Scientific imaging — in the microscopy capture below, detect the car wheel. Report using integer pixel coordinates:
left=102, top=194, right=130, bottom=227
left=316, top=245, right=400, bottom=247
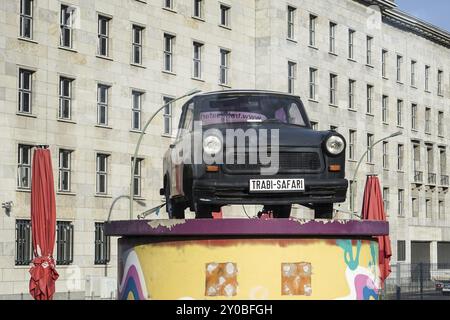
left=263, top=205, right=292, bottom=218
left=195, top=204, right=213, bottom=219
left=314, top=204, right=333, bottom=219
left=165, top=178, right=185, bottom=219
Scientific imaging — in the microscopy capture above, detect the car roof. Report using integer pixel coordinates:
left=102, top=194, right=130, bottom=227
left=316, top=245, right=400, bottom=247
left=194, top=89, right=300, bottom=99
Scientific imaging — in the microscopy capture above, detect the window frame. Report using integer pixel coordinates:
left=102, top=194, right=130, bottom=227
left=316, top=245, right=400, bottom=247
left=94, top=222, right=110, bottom=265
left=97, top=84, right=109, bottom=126
left=60, top=4, right=74, bottom=48
left=192, top=41, right=203, bottom=79
left=96, top=153, right=109, bottom=195
left=382, top=95, right=388, bottom=123
left=132, top=157, right=143, bottom=197
left=287, top=6, right=296, bottom=40
left=349, top=129, right=356, bottom=160
left=348, top=29, right=355, bottom=60
left=329, top=73, right=337, bottom=105
left=309, top=15, right=317, bottom=47
left=20, top=0, right=33, bottom=39
left=396, top=55, right=403, bottom=83
left=58, top=76, right=73, bottom=120
left=18, top=68, right=33, bottom=114
left=329, top=22, right=337, bottom=54
left=15, top=219, right=33, bottom=266
left=97, top=15, right=111, bottom=57
left=163, top=33, right=175, bottom=72
left=366, top=84, right=373, bottom=114
left=131, top=25, right=144, bottom=65
left=58, top=149, right=72, bottom=192
left=162, top=96, right=174, bottom=136
left=219, top=48, right=230, bottom=85
left=17, top=144, right=32, bottom=189
left=366, top=36, right=373, bottom=66
left=131, top=90, right=143, bottom=131
left=56, top=220, right=74, bottom=265
left=219, top=4, right=231, bottom=28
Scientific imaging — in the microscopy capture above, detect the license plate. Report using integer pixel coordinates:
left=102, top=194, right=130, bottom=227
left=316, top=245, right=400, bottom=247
left=249, top=178, right=305, bottom=192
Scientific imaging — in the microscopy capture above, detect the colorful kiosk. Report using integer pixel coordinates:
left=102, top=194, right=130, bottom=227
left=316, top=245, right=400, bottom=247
left=105, top=218, right=388, bottom=300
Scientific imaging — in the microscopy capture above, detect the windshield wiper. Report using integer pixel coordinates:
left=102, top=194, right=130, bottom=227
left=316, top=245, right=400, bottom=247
left=258, top=118, right=304, bottom=127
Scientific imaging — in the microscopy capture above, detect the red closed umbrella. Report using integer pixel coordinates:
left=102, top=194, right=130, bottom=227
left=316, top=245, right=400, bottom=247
left=361, top=175, right=392, bottom=288
left=29, top=148, right=59, bottom=300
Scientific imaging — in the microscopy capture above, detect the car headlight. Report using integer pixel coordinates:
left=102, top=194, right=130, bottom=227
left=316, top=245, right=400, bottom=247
left=203, top=135, right=222, bottom=155
left=325, top=135, right=345, bottom=155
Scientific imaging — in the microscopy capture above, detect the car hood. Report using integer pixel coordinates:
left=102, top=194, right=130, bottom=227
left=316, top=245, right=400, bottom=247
left=200, top=122, right=330, bottom=148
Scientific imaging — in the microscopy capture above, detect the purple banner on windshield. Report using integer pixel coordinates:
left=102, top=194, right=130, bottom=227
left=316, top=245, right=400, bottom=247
left=200, top=111, right=267, bottom=125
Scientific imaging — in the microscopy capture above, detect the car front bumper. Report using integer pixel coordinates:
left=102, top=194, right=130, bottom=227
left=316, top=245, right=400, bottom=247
left=192, top=175, right=348, bottom=206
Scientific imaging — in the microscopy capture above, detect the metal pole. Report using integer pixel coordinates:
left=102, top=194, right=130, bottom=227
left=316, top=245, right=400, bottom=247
left=350, top=131, right=402, bottom=219
left=129, top=89, right=201, bottom=220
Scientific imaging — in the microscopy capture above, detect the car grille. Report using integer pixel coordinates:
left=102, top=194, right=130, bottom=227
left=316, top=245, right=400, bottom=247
left=223, top=152, right=322, bottom=174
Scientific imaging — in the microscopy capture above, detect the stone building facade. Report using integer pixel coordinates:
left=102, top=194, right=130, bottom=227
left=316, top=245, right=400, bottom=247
left=0, top=0, right=449, bottom=298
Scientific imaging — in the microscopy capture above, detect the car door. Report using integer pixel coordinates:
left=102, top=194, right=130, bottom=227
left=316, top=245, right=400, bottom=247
left=170, top=100, right=194, bottom=197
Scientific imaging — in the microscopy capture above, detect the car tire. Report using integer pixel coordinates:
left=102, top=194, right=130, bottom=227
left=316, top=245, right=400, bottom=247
left=165, top=178, right=185, bottom=219
left=195, top=204, right=213, bottom=219
left=263, top=205, right=292, bottom=218
left=314, top=204, right=333, bottom=219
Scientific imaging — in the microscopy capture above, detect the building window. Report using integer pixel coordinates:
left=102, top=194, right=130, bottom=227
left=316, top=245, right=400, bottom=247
left=309, top=15, right=317, bottom=47
left=366, top=36, right=372, bottom=65
left=412, top=197, right=419, bottom=217
left=439, top=201, right=445, bottom=220
left=366, top=85, right=373, bottom=114
left=411, top=103, right=417, bottom=130
left=287, top=6, right=296, bottom=40
left=398, top=189, right=404, bottom=217
left=348, top=29, right=355, bottom=60
left=219, top=49, right=230, bottom=85
left=348, top=79, right=355, bottom=109
left=438, top=111, right=444, bottom=136
left=15, top=219, right=32, bottom=266
left=163, top=96, right=174, bottom=135
left=396, top=55, right=403, bottom=82
left=397, top=240, right=406, bottom=261
left=381, top=50, right=387, bottom=78
left=60, top=5, right=74, bottom=48
left=59, top=77, right=73, bottom=120
left=20, top=0, right=33, bottom=39
left=193, top=0, right=203, bottom=18
left=193, top=42, right=203, bottom=79
left=18, top=68, right=33, bottom=114
left=309, top=68, right=317, bottom=100
left=438, top=70, right=443, bottom=96
left=163, top=33, right=175, bottom=72
left=310, top=121, right=318, bottom=131
left=382, top=95, right=388, bottom=123
left=17, top=144, right=32, bottom=189
left=287, top=62, right=297, bottom=94
left=413, top=143, right=421, bottom=173
left=425, top=107, right=431, bottom=134
left=164, top=0, right=174, bottom=10
left=349, top=180, right=356, bottom=212
left=383, top=187, right=389, bottom=211
left=329, top=22, right=336, bottom=54
left=56, top=221, right=74, bottom=265
left=96, top=153, right=109, bottom=194
left=426, top=198, right=432, bottom=218
left=98, top=15, right=110, bottom=57
left=383, top=141, right=389, bottom=169
left=397, top=144, right=404, bottom=171
left=367, top=133, right=374, bottom=163
left=220, top=4, right=230, bottom=27
left=97, top=84, right=109, bottom=126
left=329, top=74, right=337, bottom=105
left=132, top=25, right=143, bottom=65
left=58, top=149, right=72, bottom=192
left=425, top=65, right=430, bottom=92
left=131, top=90, right=143, bottom=131
left=427, top=145, right=434, bottom=176
left=411, top=60, right=416, bottom=87
left=132, top=158, right=143, bottom=197
left=349, top=129, right=356, bottom=160
left=437, top=242, right=450, bottom=269
left=397, top=99, right=403, bottom=127
left=440, top=147, right=447, bottom=171
left=95, top=223, right=110, bottom=265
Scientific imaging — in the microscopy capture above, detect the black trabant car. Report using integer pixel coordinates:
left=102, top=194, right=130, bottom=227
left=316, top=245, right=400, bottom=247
left=161, top=90, right=348, bottom=219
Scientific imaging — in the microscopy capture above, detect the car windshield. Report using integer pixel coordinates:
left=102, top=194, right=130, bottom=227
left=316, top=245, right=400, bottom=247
left=196, top=95, right=307, bottom=126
